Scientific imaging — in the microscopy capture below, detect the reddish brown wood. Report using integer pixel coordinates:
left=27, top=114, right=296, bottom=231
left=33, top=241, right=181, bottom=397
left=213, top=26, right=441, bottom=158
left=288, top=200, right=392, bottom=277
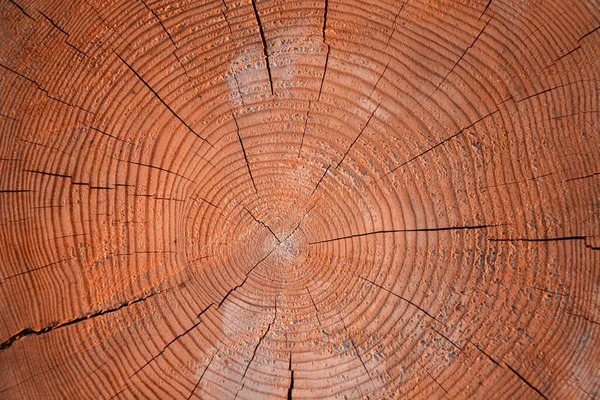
left=0, top=0, right=599, bottom=398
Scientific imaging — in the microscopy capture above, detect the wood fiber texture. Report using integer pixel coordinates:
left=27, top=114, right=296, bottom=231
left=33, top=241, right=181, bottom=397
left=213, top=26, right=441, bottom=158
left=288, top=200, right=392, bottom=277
left=0, top=0, right=599, bottom=398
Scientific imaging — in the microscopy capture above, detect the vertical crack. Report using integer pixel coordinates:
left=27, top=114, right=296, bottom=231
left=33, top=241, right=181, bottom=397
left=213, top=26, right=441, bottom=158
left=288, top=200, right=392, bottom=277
left=241, top=299, right=277, bottom=379
left=287, top=352, right=294, bottom=400
left=187, top=349, right=218, bottom=400
left=250, top=0, right=274, bottom=96
left=232, top=113, right=258, bottom=195
left=336, top=103, right=380, bottom=169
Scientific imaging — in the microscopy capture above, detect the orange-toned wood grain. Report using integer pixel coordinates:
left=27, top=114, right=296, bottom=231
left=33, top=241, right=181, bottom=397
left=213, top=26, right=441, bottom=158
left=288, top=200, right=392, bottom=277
left=0, top=0, right=599, bottom=398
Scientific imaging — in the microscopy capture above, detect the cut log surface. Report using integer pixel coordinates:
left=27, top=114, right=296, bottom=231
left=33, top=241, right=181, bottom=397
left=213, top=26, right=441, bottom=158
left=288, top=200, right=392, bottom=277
left=0, top=0, right=599, bottom=398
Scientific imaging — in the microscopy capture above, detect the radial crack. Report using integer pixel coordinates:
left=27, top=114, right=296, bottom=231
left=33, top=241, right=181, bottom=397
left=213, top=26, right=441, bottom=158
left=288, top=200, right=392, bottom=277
left=242, top=300, right=277, bottom=379
left=306, top=286, right=321, bottom=325
left=1, top=289, right=166, bottom=351
left=337, top=310, right=376, bottom=389
left=187, top=349, right=218, bottom=400
left=311, top=224, right=498, bottom=244
left=355, top=274, right=441, bottom=322
left=505, top=364, right=549, bottom=399
left=129, top=304, right=214, bottom=379
left=218, top=248, right=276, bottom=307
left=240, top=202, right=280, bottom=242
left=426, top=17, right=492, bottom=102
left=232, top=113, right=258, bottom=195
left=336, top=103, right=380, bottom=169
left=310, top=164, right=330, bottom=197
left=113, top=51, right=212, bottom=147
left=8, top=0, right=35, bottom=21
left=250, top=0, right=273, bottom=95
left=287, top=352, right=294, bottom=399
left=383, top=109, right=499, bottom=178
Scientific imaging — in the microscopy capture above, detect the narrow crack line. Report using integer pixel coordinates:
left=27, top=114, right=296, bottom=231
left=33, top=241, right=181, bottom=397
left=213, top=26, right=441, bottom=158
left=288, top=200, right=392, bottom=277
left=564, top=172, right=599, bottom=182
left=553, top=45, right=581, bottom=64
left=322, top=0, right=328, bottom=43
left=505, top=363, right=549, bottom=399
left=234, top=383, right=245, bottom=400
left=187, top=349, right=218, bottom=400
left=306, top=286, right=321, bottom=325
left=480, top=171, right=554, bottom=189
left=65, top=42, right=88, bottom=58
left=0, top=62, right=41, bottom=87
left=467, top=339, right=501, bottom=367
left=383, top=109, right=499, bottom=178
left=569, top=313, right=600, bottom=325
left=8, top=0, right=36, bottom=21
left=386, top=2, right=405, bottom=47
left=240, top=202, right=280, bottom=242
left=250, top=0, right=273, bottom=96
left=3, top=257, right=69, bottom=281
left=297, top=100, right=311, bottom=159
left=488, top=236, right=597, bottom=250
left=218, top=248, right=276, bottom=308
left=479, top=0, right=492, bottom=19
left=117, top=159, right=193, bottom=182
left=140, top=0, right=176, bottom=49
left=287, top=352, right=294, bottom=400
left=1, top=289, right=167, bottom=351
left=430, top=326, right=465, bottom=354
left=283, top=201, right=318, bottom=242
left=369, top=60, right=390, bottom=99
left=39, top=10, right=69, bottom=36
left=128, top=304, right=213, bottom=379
left=140, top=0, right=201, bottom=101
left=419, top=362, right=449, bottom=397
left=310, top=164, right=330, bottom=197
left=0, top=112, right=19, bottom=121
left=311, top=224, right=498, bottom=244
left=232, top=113, right=258, bottom=195
left=191, top=196, right=220, bottom=209
left=242, top=300, right=277, bottom=379
left=221, top=5, right=246, bottom=105
left=337, top=310, right=375, bottom=389
left=336, top=103, right=380, bottom=169
left=23, top=169, right=71, bottom=179
left=86, top=125, right=133, bottom=144
left=426, top=17, right=492, bottom=103
left=531, top=286, right=567, bottom=297
left=0, top=65, right=93, bottom=114
left=517, top=79, right=595, bottom=103
left=0, top=189, right=32, bottom=193
left=354, top=274, right=441, bottom=323
left=578, top=25, right=600, bottom=42
left=113, top=51, right=213, bottom=147
left=318, top=47, right=330, bottom=102
left=46, top=94, right=95, bottom=114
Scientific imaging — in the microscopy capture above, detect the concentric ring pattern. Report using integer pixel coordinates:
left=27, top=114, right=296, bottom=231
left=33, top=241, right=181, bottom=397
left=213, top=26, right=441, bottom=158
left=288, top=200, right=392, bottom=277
left=0, top=0, right=599, bottom=398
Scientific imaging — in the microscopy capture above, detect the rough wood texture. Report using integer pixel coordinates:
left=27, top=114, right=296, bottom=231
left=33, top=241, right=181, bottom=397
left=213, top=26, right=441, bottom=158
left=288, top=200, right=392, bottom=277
left=1, top=0, right=599, bottom=398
